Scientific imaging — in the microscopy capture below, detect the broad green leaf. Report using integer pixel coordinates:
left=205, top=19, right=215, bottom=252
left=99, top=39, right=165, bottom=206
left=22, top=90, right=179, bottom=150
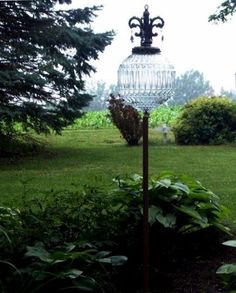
left=156, top=212, right=176, bottom=228
left=71, top=276, right=97, bottom=291
left=174, top=205, right=202, bottom=220
left=189, top=192, right=212, bottom=201
left=96, top=257, right=112, bottom=264
left=217, top=264, right=236, bottom=275
left=65, top=243, right=76, bottom=252
left=222, top=240, right=236, bottom=247
left=149, top=205, right=176, bottom=228
left=95, top=251, right=111, bottom=259
left=214, top=223, right=231, bottom=235
left=110, top=255, right=128, bottom=266
left=156, top=179, right=172, bottom=188
left=25, top=243, right=50, bottom=262
left=172, top=182, right=189, bottom=194
left=131, top=174, right=143, bottom=182
left=60, top=269, right=83, bottom=279
left=149, top=206, right=162, bottom=225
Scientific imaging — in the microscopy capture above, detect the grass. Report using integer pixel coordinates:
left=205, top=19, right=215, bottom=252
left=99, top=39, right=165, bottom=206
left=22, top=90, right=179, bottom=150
left=1, top=128, right=236, bottom=226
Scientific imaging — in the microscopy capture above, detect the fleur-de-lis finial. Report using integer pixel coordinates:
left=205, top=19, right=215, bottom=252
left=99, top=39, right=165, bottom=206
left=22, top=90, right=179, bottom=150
left=129, top=5, right=164, bottom=49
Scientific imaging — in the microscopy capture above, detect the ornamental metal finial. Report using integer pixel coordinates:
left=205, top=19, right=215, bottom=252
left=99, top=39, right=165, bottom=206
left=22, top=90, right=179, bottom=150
left=129, top=5, right=164, bottom=48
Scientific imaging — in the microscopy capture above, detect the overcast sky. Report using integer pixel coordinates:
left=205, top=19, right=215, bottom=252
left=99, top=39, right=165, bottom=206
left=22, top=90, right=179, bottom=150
left=62, top=0, right=236, bottom=92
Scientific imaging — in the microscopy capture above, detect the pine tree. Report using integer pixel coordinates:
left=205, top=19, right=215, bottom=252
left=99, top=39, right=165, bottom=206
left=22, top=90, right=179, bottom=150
left=0, top=0, right=114, bottom=135
left=209, top=0, right=236, bottom=22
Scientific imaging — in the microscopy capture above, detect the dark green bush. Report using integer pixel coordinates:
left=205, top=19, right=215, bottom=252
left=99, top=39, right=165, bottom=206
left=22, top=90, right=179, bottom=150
left=108, top=94, right=143, bottom=146
left=173, top=96, right=236, bottom=145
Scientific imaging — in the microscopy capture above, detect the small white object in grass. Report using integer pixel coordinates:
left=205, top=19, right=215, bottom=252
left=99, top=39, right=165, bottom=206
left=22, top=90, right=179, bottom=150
left=156, top=124, right=171, bottom=143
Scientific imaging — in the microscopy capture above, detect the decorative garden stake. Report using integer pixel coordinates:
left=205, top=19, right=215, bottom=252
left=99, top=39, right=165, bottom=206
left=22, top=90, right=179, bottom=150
left=117, top=5, right=175, bottom=292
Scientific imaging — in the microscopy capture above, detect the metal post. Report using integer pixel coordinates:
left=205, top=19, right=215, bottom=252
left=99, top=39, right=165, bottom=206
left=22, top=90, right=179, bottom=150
left=143, top=110, right=150, bottom=293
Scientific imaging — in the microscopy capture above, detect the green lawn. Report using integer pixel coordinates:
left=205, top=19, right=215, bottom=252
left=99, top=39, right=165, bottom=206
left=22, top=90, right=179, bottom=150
left=1, top=128, right=236, bottom=226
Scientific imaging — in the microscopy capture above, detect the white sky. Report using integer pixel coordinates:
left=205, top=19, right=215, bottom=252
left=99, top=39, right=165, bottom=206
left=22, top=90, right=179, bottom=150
left=63, top=0, right=236, bottom=92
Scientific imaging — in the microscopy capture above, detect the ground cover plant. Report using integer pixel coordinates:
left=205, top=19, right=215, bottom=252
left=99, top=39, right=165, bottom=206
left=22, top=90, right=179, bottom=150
left=0, top=172, right=231, bottom=292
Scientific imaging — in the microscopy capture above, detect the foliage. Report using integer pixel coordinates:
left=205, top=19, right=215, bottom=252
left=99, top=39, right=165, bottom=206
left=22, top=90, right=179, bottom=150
left=217, top=240, right=236, bottom=291
left=19, top=188, right=124, bottom=244
left=0, top=0, right=114, bottom=136
left=113, top=172, right=230, bottom=235
left=0, top=190, right=127, bottom=292
left=149, top=105, right=182, bottom=127
left=67, top=111, right=113, bottom=129
left=67, top=106, right=182, bottom=130
left=173, top=70, right=213, bottom=104
left=173, top=96, right=236, bottom=145
left=209, top=0, right=236, bottom=22
left=107, top=95, right=143, bottom=146
left=0, top=171, right=230, bottom=291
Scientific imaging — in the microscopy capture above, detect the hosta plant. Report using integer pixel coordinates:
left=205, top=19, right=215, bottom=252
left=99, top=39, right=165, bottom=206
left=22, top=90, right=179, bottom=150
left=19, top=242, right=127, bottom=292
left=112, top=172, right=230, bottom=234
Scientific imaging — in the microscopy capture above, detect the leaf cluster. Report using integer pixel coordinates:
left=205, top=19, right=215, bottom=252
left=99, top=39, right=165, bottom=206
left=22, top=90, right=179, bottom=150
left=112, top=172, right=230, bottom=234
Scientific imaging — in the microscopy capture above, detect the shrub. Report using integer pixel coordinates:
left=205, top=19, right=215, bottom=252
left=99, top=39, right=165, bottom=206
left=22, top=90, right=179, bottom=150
left=173, top=96, right=236, bottom=145
left=108, top=95, right=143, bottom=146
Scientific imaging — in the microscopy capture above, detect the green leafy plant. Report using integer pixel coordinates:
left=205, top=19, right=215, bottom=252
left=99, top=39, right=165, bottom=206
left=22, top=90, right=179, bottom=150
left=107, top=95, right=143, bottom=146
left=173, top=96, right=236, bottom=145
left=18, top=242, right=127, bottom=292
left=68, top=111, right=113, bottom=129
left=67, top=106, right=182, bottom=130
left=112, top=172, right=230, bottom=234
left=149, top=105, right=182, bottom=127
left=0, top=173, right=230, bottom=292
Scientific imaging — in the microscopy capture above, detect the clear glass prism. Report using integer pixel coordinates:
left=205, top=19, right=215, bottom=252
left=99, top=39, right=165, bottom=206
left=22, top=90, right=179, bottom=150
left=117, top=52, right=175, bottom=112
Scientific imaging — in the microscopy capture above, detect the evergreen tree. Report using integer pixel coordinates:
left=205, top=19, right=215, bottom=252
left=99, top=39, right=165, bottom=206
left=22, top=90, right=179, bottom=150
left=209, top=0, right=236, bottom=22
left=0, top=0, right=114, bottom=135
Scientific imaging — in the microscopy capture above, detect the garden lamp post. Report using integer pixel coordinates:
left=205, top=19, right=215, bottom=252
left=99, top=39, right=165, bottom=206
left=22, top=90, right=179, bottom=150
left=117, top=5, right=175, bottom=292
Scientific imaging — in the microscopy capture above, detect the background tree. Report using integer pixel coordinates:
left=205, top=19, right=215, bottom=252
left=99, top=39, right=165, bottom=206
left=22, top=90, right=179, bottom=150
left=85, top=80, right=116, bottom=111
left=0, top=0, right=114, bottom=136
left=173, top=70, right=214, bottom=104
left=220, top=87, right=236, bottom=100
left=209, top=0, right=236, bottom=22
